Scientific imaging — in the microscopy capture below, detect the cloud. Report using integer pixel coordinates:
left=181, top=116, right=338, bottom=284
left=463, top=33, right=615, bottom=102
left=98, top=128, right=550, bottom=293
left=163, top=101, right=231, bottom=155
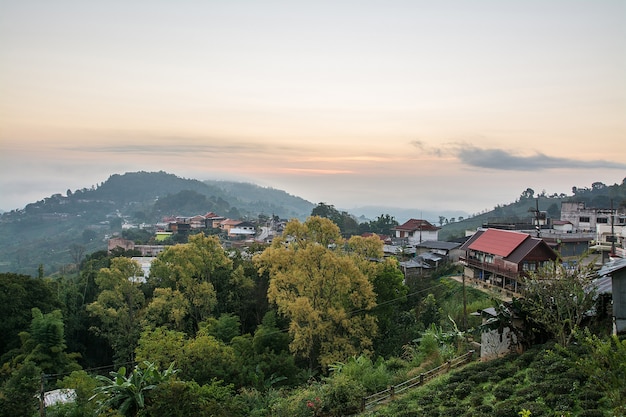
left=65, top=141, right=299, bottom=157
left=410, top=141, right=626, bottom=171
left=458, top=146, right=626, bottom=171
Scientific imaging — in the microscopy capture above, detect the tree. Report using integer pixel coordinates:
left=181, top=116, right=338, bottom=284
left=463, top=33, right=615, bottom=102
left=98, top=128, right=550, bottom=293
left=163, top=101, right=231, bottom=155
left=0, top=361, right=40, bottom=417
left=311, top=203, right=360, bottom=236
left=0, top=273, right=60, bottom=357
left=520, top=257, right=598, bottom=346
left=87, top=257, right=146, bottom=364
left=255, top=216, right=378, bottom=370
left=148, top=234, right=230, bottom=333
left=368, top=214, right=399, bottom=236
left=8, top=308, right=81, bottom=376
left=520, top=188, right=535, bottom=200
left=69, top=243, right=86, bottom=270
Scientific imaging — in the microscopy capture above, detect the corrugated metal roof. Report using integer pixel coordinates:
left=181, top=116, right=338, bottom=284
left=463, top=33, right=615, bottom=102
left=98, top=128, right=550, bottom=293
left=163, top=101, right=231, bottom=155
left=417, top=240, right=461, bottom=250
left=599, top=258, right=626, bottom=276
left=468, top=229, right=529, bottom=257
left=505, top=238, right=544, bottom=264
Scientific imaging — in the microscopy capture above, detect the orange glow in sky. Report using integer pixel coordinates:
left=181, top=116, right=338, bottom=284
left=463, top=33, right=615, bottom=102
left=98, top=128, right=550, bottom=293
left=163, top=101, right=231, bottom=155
left=1, top=1, right=625, bottom=215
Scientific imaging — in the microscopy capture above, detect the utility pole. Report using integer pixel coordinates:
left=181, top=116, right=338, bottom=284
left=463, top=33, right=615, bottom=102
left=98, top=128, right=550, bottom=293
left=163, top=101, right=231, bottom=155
left=462, top=273, right=468, bottom=331
left=39, top=373, right=46, bottom=417
left=610, top=199, right=616, bottom=258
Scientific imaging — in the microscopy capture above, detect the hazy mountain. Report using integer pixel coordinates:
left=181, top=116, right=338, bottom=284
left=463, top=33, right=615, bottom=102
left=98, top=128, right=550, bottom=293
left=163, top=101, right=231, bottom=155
left=0, top=171, right=315, bottom=276
left=345, top=205, right=470, bottom=225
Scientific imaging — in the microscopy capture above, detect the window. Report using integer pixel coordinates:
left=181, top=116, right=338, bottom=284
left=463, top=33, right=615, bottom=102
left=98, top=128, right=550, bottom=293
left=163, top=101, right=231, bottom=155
left=579, top=216, right=590, bottom=223
left=485, top=255, right=494, bottom=264
left=522, top=262, right=536, bottom=271
left=596, top=217, right=608, bottom=224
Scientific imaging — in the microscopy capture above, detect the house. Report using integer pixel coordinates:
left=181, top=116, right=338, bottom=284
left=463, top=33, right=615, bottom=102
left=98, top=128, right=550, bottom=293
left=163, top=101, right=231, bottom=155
left=393, top=219, right=439, bottom=246
left=472, top=306, right=521, bottom=361
left=460, top=228, right=558, bottom=295
left=220, top=219, right=243, bottom=235
left=560, top=201, right=624, bottom=233
left=415, top=240, right=462, bottom=262
left=228, top=221, right=257, bottom=239
left=204, top=212, right=226, bottom=228
left=599, top=258, right=626, bottom=335
left=108, top=237, right=135, bottom=253
left=551, top=220, right=573, bottom=233
left=398, top=257, right=432, bottom=276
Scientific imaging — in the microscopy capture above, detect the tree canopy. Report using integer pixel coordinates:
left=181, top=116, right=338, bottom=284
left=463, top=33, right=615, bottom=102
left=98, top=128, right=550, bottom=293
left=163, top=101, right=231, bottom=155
left=255, top=216, right=378, bottom=370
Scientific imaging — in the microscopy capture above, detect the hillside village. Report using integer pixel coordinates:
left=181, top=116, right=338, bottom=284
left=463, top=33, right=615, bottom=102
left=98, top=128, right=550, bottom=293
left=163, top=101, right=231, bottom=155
left=110, top=199, right=626, bottom=336
left=3, top=175, right=626, bottom=416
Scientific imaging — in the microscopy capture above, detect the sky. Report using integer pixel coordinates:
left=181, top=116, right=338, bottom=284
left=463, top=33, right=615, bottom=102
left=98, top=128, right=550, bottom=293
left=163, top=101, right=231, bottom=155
left=1, top=0, right=625, bottom=216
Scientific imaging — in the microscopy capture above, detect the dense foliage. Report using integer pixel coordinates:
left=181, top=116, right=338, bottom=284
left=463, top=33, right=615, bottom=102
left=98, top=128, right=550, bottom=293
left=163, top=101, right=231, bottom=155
left=1, top=176, right=625, bottom=416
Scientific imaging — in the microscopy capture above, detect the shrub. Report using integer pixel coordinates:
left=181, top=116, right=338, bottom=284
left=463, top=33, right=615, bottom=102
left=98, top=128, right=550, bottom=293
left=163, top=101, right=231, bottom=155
left=493, top=384, right=514, bottom=401
left=269, top=384, right=324, bottom=417
left=470, top=370, right=492, bottom=384
left=454, top=381, right=473, bottom=399
left=493, top=398, right=520, bottom=417
left=517, top=401, right=549, bottom=416
left=321, top=373, right=365, bottom=416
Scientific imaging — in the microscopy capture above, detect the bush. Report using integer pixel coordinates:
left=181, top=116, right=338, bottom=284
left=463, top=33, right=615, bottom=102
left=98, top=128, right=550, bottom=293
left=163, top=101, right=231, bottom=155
left=470, top=370, right=492, bottom=384
left=454, top=381, right=473, bottom=399
left=493, top=384, right=514, bottom=401
left=141, top=379, right=245, bottom=417
left=321, top=374, right=365, bottom=416
left=269, top=384, right=324, bottom=417
left=517, top=401, right=548, bottom=416
left=493, top=399, right=520, bottom=417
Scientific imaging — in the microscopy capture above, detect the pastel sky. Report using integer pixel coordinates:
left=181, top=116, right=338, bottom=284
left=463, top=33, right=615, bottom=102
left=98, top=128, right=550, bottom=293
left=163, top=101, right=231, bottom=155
left=1, top=0, right=625, bottom=215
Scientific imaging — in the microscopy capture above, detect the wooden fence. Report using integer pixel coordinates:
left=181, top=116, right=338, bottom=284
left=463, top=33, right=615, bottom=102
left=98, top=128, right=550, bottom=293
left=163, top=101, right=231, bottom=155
left=361, top=350, right=475, bottom=411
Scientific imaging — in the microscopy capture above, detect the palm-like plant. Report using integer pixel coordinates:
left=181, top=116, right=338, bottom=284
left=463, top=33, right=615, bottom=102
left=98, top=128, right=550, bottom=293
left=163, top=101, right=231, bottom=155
left=91, top=361, right=177, bottom=417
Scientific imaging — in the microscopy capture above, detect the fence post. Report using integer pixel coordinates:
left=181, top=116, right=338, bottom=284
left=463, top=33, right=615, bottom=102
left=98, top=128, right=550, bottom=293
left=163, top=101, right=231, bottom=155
left=361, top=396, right=365, bottom=411
left=390, top=385, right=395, bottom=400
left=420, top=373, right=424, bottom=385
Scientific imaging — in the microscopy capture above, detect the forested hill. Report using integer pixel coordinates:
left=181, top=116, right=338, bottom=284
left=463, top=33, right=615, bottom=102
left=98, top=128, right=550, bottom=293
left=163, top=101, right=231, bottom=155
left=438, top=178, right=626, bottom=241
left=0, top=171, right=315, bottom=275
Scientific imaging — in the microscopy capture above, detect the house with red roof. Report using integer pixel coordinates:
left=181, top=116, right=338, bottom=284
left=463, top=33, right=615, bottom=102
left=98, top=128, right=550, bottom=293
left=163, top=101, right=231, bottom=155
left=460, top=228, right=558, bottom=295
left=393, top=219, right=440, bottom=246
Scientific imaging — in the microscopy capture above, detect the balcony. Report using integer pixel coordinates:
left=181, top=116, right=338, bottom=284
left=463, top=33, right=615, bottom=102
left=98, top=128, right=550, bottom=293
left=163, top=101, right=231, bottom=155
left=461, top=257, right=521, bottom=280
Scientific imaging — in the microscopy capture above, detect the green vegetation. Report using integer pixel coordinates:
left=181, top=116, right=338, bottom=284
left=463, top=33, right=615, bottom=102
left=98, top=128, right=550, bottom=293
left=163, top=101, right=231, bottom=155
left=1, top=176, right=625, bottom=416
left=364, top=336, right=625, bottom=417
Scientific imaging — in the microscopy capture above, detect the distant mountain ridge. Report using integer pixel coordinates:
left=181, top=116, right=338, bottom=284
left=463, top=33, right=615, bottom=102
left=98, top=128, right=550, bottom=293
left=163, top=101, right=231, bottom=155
left=0, top=171, right=315, bottom=275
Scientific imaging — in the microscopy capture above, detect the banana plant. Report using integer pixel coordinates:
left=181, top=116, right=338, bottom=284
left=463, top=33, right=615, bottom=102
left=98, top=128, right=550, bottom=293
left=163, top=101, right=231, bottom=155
left=90, top=361, right=177, bottom=417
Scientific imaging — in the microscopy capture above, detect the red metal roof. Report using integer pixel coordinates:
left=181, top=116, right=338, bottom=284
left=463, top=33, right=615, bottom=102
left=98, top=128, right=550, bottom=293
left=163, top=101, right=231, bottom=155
left=467, top=229, right=530, bottom=257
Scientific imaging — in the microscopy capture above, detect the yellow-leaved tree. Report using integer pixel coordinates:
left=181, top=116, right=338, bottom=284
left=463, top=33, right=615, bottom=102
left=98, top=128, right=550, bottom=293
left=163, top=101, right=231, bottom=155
left=254, top=216, right=377, bottom=370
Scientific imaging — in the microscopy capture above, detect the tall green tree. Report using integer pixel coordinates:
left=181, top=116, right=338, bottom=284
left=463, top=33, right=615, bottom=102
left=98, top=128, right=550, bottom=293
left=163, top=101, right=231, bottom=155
left=87, top=257, right=146, bottom=364
left=0, top=361, right=41, bottom=417
left=347, top=235, right=409, bottom=357
left=0, top=273, right=60, bottom=358
left=255, top=216, right=378, bottom=370
left=149, top=234, right=232, bottom=332
left=9, top=308, right=81, bottom=376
